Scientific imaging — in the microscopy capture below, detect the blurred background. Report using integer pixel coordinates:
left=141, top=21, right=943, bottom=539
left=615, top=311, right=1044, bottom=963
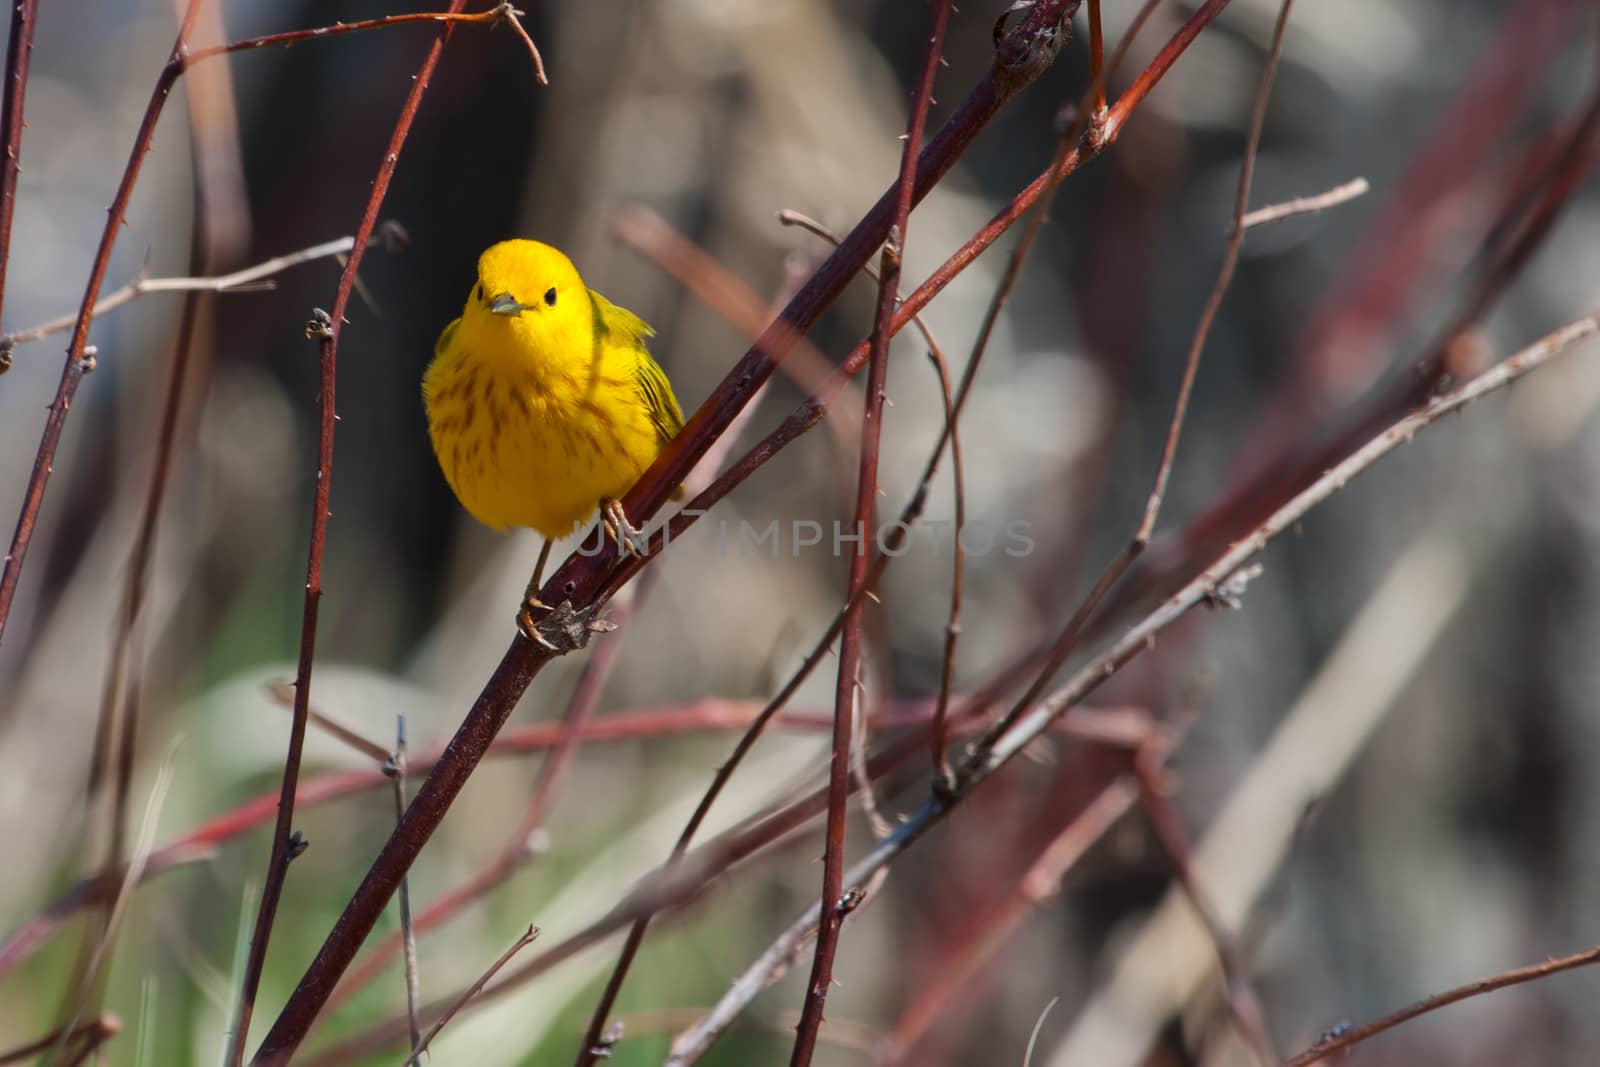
left=2, top=0, right=1600, bottom=1064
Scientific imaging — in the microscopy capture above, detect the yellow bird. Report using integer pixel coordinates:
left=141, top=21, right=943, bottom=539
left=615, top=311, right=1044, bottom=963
left=424, top=239, right=684, bottom=639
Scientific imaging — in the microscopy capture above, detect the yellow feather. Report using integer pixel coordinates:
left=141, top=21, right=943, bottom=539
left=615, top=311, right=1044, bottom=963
left=423, top=239, right=684, bottom=538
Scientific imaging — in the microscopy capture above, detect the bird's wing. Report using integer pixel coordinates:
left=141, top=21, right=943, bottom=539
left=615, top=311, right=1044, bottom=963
left=591, top=288, right=682, bottom=445
left=633, top=348, right=684, bottom=445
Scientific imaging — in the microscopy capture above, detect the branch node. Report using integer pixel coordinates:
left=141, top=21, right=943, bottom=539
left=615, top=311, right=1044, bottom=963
left=1204, top=561, right=1264, bottom=611
left=305, top=307, right=335, bottom=341
left=835, top=887, right=866, bottom=917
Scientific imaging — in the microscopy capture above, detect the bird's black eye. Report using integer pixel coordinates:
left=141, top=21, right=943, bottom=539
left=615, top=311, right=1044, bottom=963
left=544, top=287, right=557, bottom=307
left=476, top=284, right=484, bottom=302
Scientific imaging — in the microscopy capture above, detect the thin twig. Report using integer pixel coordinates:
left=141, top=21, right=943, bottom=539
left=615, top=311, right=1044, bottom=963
left=185, top=2, right=546, bottom=84
left=0, top=226, right=406, bottom=349
left=1132, top=742, right=1275, bottom=1065
left=1282, top=941, right=1600, bottom=1067
left=1239, top=177, right=1369, bottom=230
left=389, top=717, right=422, bottom=1055
left=401, top=925, right=541, bottom=1067
left=233, top=5, right=474, bottom=1062
left=789, top=5, right=952, bottom=1060
left=1024, top=997, right=1061, bottom=1067
left=264, top=681, right=393, bottom=764
left=0, top=0, right=41, bottom=334
left=48, top=744, right=180, bottom=1064
left=1137, top=0, right=1295, bottom=543
left=774, top=209, right=966, bottom=790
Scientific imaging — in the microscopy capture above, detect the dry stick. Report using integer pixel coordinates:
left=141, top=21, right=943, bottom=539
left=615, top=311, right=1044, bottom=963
left=670, top=310, right=1600, bottom=1067
left=1238, top=176, right=1369, bottom=230
left=1281, top=941, right=1600, bottom=1067
left=1131, top=743, right=1274, bottom=1066
left=789, top=4, right=951, bottom=1062
left=0, top=0, right=40, bottom=340
left=325, top=572, right=662, bottom=1027
left=229, top=4, right=482, bottom=1063
left=402, top=926, right=540, bottom=1067
left=387, top=718, right=422, bottom=1054
left=0, top=226, right=406, bottom=349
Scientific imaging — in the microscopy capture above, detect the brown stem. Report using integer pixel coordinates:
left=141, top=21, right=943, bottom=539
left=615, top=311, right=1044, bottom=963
left=0, top=0, right=40, bottom=334
left=232, top=3, right=477, bottom=1062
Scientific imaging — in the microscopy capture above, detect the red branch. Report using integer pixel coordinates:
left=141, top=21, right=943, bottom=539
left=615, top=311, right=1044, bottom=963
left=231, top=2, right=475, bottom=1062
left=790, top=4, right=953, bottom=1063
left=0, top=0, right=40, bottom=333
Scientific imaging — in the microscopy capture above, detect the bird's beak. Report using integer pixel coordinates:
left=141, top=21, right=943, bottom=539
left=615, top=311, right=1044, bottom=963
left=489, top=293, right=528, bottom=316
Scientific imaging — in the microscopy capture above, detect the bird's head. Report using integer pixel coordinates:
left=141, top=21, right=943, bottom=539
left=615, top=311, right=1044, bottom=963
left=467, top=239, right=591, bottom=359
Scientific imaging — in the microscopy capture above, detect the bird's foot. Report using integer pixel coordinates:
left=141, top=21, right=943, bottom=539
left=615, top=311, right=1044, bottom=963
left=517, top=598, right=617, bottom=653
left=601, top=499, right=646, bottom=558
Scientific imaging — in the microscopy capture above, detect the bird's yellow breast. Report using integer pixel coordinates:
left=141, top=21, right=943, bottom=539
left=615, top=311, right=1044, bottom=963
left=423, top=240, right=682, bottom=539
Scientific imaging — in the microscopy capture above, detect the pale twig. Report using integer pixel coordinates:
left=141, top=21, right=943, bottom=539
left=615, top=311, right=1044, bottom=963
left=49, top=743, right=180, bottom=1064
left=0, top=225, right=405, bottom=350
left=402, top=925, right=540, bottom=1066
left=389, top=716, right=422, bottom=1055
left=1024, top=998, right=1061, bottom=1067
left=1239, top=177, right=1369, bottom=230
